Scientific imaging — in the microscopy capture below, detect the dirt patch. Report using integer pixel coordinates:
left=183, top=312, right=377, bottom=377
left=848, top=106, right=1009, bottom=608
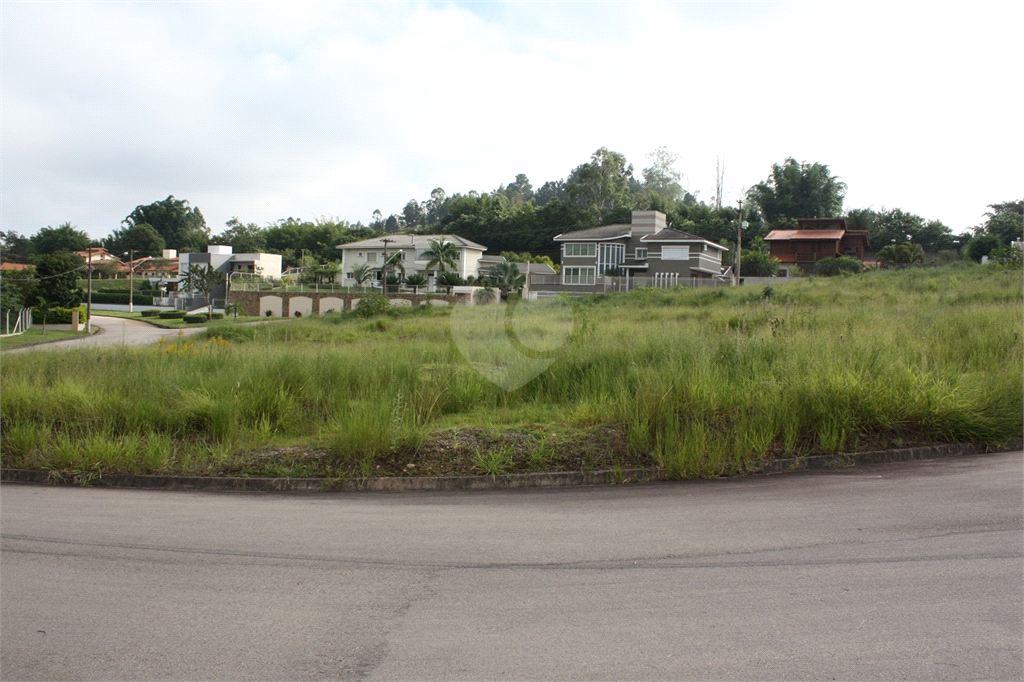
left=221, top=425, right=656, bottom=479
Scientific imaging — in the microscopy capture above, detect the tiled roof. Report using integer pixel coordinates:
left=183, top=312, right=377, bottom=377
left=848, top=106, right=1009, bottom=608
left=553, top=224, right=631, bottom=241
left=765, top=229, right=846, bottom=240
left=336, top=234, right=487, bottom=251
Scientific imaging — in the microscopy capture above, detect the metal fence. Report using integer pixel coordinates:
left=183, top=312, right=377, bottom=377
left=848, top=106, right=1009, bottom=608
left=1, top=307, right=33, bottom=336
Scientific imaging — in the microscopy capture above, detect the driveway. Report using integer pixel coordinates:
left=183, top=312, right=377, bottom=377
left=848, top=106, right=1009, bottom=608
left=4, top=315, right=204, bottom=353
left=1, top=452, right=1021, bottom=680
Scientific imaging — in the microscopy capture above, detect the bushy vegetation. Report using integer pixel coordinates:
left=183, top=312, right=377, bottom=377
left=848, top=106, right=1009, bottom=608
left=1, top=266, right=1020, bottom=480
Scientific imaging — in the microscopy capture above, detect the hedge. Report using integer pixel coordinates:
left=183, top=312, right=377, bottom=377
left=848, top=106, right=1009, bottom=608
left=32, top=305, right=88, bottom=325
left=88, top=291, right=155, bottom=305
left=140, top=310, right=161, bottom=317
left=183, top=314, right=209, bottom=324
left=159, top=310, right=188, bottom=319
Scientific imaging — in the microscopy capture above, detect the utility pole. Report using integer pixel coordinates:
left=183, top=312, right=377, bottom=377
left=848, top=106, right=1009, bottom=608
left=381, top=238, right=394, bottom=294
left=86, top=246, right=93, bottom=332
left=735, top=199, right=744, bottom=287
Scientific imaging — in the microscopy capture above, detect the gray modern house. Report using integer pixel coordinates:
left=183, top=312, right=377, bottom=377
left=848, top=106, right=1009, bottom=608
left=528, top=211, right=729, bottom=297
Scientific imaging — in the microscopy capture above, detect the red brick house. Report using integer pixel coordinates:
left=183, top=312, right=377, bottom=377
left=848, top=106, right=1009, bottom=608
left=764, top=218, right=869, bottom=270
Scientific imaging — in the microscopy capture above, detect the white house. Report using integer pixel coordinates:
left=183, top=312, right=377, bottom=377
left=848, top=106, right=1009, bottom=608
left=336, top=234, right=488, bottom=289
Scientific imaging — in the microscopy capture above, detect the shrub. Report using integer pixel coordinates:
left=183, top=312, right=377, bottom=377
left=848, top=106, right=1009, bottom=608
left=741, top=251, right=781, bottom=277
left=31, top=305, right=87, bottom=325
left=209, top=312, right=225, bottom=320
left=815, top=256, right=863, bottom=276
left=355, top=294, right=390, bottom=318
left=183, top=314, right=209, bottom=324
left=294, top=310, right=302, bottom=318
left=265, top=310, right=273, bottom=317
left=159, top=310, right=188, bottom=319
left=140, top=309, right=161, bottom=317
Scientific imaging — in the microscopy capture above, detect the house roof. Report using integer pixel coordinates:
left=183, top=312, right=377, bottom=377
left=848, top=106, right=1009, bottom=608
left=336, top=234, right=487, bottom=251
left=765, top=229, right=847, bottom=241
left=0, top=262, right=33, bottom=271
left=553, top=224, right=632, bottom=241
left=640, top=229, right=730, bottom=250
left=478, top=255, right=557, bottom=276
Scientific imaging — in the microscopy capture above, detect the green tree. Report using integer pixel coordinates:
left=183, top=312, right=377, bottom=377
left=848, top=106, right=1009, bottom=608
left=213, top=218, right=267, bottom=253
left=641, top=147, right=684, bottom=202
left=124, top=196, right=209, bottom=252
left=435, top=271, right=462, bottom=293
left=485, top=260, right=525, bottom=299
left=964, top=233, right=1002, bottom=262
left=30, top=222, right=91, bottom=255
left=33, top=252, right=85, bottom=307
left=741, top=251, right=780, bottom=277
left=351, top=263, right=372, bottom=289
left=748, top=158, right=846, bottom=226
left=877, top=242, right=925, bottom=267
left=567, top=147, right=635, bottom=219
left=103, top=223, right=166, bottom=257
left=182, top=264, right=221, bottom=313
left=1, top=230, right=36, bottom=263
left=405, top=273, right=427, bottom=294
left=423, top=238, right=458, bottom=274
left=981, top=201, right=1023, bottom=244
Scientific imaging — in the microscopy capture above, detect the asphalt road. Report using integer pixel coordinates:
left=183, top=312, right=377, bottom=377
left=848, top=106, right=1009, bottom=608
left=5, top=315, right=204, bottom=353
left=2, top=452, right=1021, bottom=681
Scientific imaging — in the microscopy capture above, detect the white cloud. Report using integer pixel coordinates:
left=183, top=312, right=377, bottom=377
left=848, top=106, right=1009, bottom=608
left=2, top=0, right=1019, bottom=241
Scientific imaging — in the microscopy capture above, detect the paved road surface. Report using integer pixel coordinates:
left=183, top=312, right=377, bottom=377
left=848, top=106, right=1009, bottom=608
left=2, top=452, right=1021, bottom=680
left=5, top=315, right=204, bottom=353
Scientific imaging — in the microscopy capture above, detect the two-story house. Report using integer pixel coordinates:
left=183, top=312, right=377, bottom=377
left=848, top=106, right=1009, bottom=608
left=336, top=234, right=488, bottom=289
left=529, top=211, right=728, bottom=296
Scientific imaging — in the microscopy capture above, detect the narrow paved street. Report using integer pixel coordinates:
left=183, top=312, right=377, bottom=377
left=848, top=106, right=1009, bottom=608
left=4, top=315, right=204, bottom=353
left=2, top=452, right=1021, bottom=680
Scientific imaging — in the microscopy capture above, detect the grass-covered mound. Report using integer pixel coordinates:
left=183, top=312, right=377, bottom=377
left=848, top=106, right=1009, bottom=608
left=2, top=264, right=1021, bottom=480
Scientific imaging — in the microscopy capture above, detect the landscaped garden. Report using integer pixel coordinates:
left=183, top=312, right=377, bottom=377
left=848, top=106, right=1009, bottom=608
left=1, top=264, right=1021, bottom=480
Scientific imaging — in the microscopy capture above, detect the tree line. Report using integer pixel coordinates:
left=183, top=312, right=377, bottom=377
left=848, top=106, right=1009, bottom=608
left=3, top=150, right=1021, bottom=274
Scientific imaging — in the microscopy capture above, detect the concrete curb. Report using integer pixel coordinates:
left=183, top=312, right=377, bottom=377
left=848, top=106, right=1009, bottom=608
left=1, top=440, right=1020, bottom=494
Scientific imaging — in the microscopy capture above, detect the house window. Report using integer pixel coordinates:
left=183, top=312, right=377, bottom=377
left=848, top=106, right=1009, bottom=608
left=598, top=243, right=625, bottom=274
left=563, top=266, right=596, bottom=285
left=635, top=247, right=648, bottom=259
left=563, top=243, right=597, bottom=257
left=345, top=272, right=353, bottom=279
left=661, top=246, right=690, bottom=260
left=366, top=252, right=377, bottom=262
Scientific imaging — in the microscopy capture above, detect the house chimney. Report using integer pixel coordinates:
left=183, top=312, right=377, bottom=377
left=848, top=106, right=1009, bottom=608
left=630, top=211, right=667, bottom=237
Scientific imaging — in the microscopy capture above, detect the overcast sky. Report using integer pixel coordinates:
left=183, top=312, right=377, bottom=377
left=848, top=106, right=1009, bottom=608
left=3, top=1, right=1020, bottom=242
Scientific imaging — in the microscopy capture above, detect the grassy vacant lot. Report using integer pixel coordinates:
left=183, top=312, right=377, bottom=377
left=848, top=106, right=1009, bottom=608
left=2, top=265, right=1021, bottom=480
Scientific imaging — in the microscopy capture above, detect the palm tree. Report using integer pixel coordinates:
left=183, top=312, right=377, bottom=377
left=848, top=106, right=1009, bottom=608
left=405, top=273, right=428, bottom=294
left=423, top=238, right=459, bottom=275
left=485, top=261, right=525, bottom=300
left=351, top=263, right=372, bottom=290
left=383, top=252, right=405, bottom=293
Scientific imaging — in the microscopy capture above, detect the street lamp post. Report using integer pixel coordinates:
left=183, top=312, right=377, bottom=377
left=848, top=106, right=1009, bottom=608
left=86, top=246, right=93, bottom=332
left=123, top=249, right=135, bottom=312
left=735, top=200, right=745, bottom=287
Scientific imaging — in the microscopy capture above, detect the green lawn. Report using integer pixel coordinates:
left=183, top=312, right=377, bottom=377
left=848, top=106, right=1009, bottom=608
left=3, top=264, right=1021, bottom=480
left=0, top=328, right=92, bottom=349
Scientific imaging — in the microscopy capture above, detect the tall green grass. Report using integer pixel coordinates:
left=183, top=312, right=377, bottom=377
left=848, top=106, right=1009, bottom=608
left=2, top=265, right=1021, bottom=478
